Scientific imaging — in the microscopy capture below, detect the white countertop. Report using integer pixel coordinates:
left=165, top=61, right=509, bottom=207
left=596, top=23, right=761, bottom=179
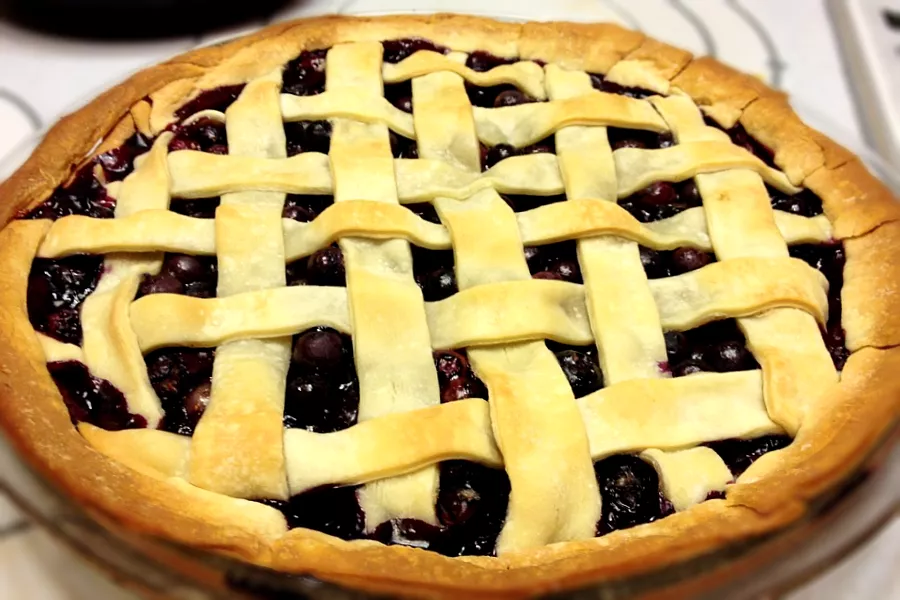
left=0, top=1, right=897, bottom=598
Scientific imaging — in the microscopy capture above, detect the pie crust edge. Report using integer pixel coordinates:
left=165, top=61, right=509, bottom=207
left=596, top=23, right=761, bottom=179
left=0, top=13, right=898, bottom=597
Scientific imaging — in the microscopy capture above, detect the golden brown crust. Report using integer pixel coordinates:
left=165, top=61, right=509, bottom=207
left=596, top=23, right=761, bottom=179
left=0, top=13, right=898, bottom=598
left=807, top=127, right=857, bottom=171
left=601, top=37, right=693, bottom=95
left=843, top=221, right=900, bottom=350
left=624, top=38, right=693, bottom=81
left=804, top=158, right=900, bottom=239
left=738, top=95, right=825, bottom=185
left=670, top=56, right=769, bottom=128
left=519, top=21, right=644, bottom=73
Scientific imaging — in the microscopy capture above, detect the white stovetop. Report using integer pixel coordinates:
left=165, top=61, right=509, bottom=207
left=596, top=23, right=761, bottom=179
left=0, top=1, right=897, bottom=598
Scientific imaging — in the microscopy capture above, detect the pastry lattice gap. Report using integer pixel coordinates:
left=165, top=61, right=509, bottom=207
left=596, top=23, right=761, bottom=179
left=22, top=37, right=847, bottom=557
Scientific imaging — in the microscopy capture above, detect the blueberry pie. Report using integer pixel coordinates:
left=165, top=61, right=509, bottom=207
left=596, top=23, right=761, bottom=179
left=1, top=14, right=899, bottom=597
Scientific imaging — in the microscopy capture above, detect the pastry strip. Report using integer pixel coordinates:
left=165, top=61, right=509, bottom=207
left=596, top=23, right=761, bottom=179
left=327, top=42, right=443, bottom=527
left=383, top=50, right=546, bottom=99
left=79, top=134, right=174, bottom=427
left=37, top=201, right=831, bottom=260
left=188, top=73, right=292, bottom=500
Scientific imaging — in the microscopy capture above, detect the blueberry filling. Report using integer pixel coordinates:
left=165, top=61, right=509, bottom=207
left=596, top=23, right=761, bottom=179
left=282, top=50, right=327, bottom=96
left=467, top=83, right=536, bottom=109
left=290, top=244, right=346, bottom=287
left=725, top=122, right=777, bottom=168
left=619, top=180, right=702, bottom=223
left=136, top=254, right=218, bottom=299
left=664, top=320, right=759, bottom=377
left=285, top=260, right=306, bottom=287
left=593, top=437, right=792, bottom=535
left=434, top=349, right=488, bottom=403
left=465, top=51, right=516, bottom=73
left=412, top=247, right=457, bottom=301
left=608, top=127, right=675, bottom=151
left=369, top=518, right=443, bottom=550
left=384, top=81, right=414, bottom=113
left=594, top=455, right=674, bottom=535
left=260, top=486, right=365, bottom=540
left=389, top=131, right=419, bottom=159
left=545, top=342, right=604, bottom=397
left=282, top=194, right=334, bottom=223
left=434, top=461, right=511, bottom=556
left=368, top=461, right=510, bottom=556
left=262, top=459, right=510, bottom=557
left=284, top=327, right=359, bottom=433
left=526, top=241, right=582, bottom=283
left=168, top=117, right=228, bottom=154
left=170, top=197, right=221, bottom=219
left=492, top=88, right=534, bottom=108
left=640, top=246, right=716, bottom=279
left=146, top=348, right=214, bottom=436
left=174, top=84, right=246, bottom=120
left=457, top=50, right=538, bottom=108
left=706, top=435, right=792, bottom=477
left=22, top=128, right=151, bottom=221
left=769, top=186, right=823, bottom=218
left=406, top=203, right=439, bottom=224
left=589, top=73, right=656, bottom=99
left=382, top=38, right=448, bottom=64
left=480, top=137, right=555, bottom=171
left=285, top=120, right=332, bottom=156
left=97, top=132, right=152, bottom=182
left=49, top=361, right=146, bottom=430
left=22, top=166, right=115, bottom=221
left=500, top=193, right=567, bottom=213
left=28, top=256, right=103, bottom=345
left=789, top=243, right=849, bottom=369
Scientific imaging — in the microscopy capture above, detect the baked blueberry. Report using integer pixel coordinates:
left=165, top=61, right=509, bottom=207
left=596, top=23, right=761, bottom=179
left=292, top=328, right=348, bottom=370
left=262, top=486, right=364, bottom=539
left=671, top=248, right=713, bottom=274
left=706, top=435, right=792, bottom=477
left=49, top=361, right=146, bottom=430
left=555, top=350, right=603, bottom=397
left=594, top=455, right=670, bottom=535
left=307, top=246, right=346, bottom=286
